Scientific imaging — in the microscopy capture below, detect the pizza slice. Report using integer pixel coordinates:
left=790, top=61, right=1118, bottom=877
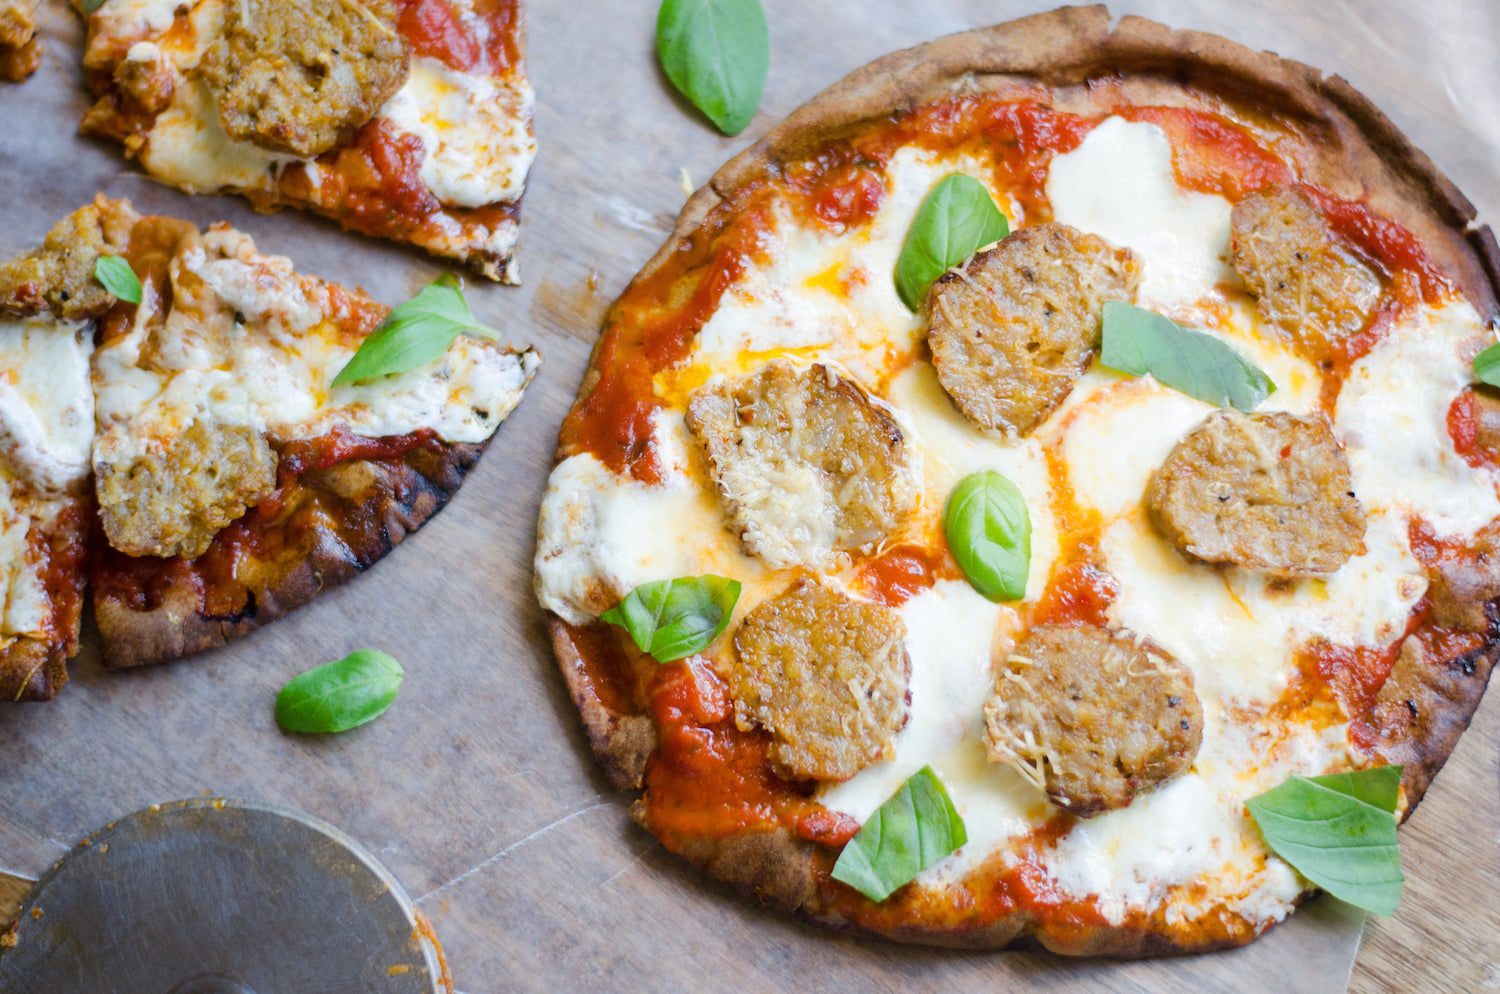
left=76, top=0, right=535, bottom=282
left=0, top=196, right=539, bottom=697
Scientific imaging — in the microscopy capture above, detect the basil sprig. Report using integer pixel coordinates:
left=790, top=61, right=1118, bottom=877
left=333, top=274, right=500, bottom=386
left=894, top=174, right=1008, bottom=311
left=601, top=575, right=741, bottom=663
left=656, top=0, right=769, bottom=137
left=943, top=470, right=1031, bottom=602
left=1474, top=342, right=1500, bottom=387
left=275, top=649, right=404, bottom=734
left=831, top=766, right=967, bottom=902
left=94, top=255, right=142, bottom=304
left=1245, top=765, right=1404, bottom=916
left=1100, top=300, right=1274, bottom=411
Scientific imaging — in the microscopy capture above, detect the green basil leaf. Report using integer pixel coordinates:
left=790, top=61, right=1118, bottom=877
left=831, top=766, right=967, bottom=901
left=600, top=575, right=741, bottom=662
left=656, top=0, right=769, bottom=136
left=275, top=649, right=404, bottom=734
left=332, top=273, right=500, bottom=386
left=1245, top=765, right=1404, bottom=916
left=1474, top=342, right=1500, bottom=387
left=1100, top=300, right=1274, bottom=411
left=894, top=174, right=1008, bottom=311
left=943, top=470, right=1030, bottom=602
left=93, top=255, right=142, bottom=305
left=81, top=0, right=108, bottom=14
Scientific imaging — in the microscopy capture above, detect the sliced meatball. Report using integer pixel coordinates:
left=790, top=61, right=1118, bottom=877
left=0, top=0, right=40, bottom=83
left=96, top=419, right=277, bottom=559
left=686, top=359, right=920, bottom=570
left=926, top=222, right=1141, bottom=437
left=729, top=579, right=910, bottom=782
left=113, top=44, right=175, bottom=115
left=199, top=0, right=409, bottom=158
left=0, top=198, right=139, bottom=319
left=1426, top=525, right=1500, bottom=632
left=1147, top=410, right=1367, bottom=575
left=983, top=624, right=1202, bottom=816
left=1230, top=186, right=1382, bottom=354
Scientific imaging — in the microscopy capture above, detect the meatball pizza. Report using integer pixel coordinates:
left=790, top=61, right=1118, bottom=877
left=535, top=8, right=1500, bottom=954
left=76, top=0, right=535, bottom=282
left=0, top=196, right=538, bottom=701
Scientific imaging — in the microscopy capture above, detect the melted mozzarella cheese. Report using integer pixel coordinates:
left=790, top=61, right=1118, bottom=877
left=140, top=79, right=284, bottom=195
left=93, top=237, right=539, bottom=468
left=379, top=56, right=536, bottom=208
left=0, top=482, right=47, bottom=637
left=0, top=317, right=95, bottom=496
left=1338, top=301, right=1500, bottom=538
left=1047, top=117, right=1237, bottom=311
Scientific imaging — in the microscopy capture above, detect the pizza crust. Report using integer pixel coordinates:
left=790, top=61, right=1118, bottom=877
left=545, top=6, right=1500, bottom=952
left=96, top=441, right=485, bottom=669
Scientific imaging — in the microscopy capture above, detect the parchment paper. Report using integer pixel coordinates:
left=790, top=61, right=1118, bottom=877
left=3, top=1, right=1498, bottom=991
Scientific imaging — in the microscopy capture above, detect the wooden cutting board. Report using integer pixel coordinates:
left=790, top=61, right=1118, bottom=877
left=3, top=1, right=1498, bottom=990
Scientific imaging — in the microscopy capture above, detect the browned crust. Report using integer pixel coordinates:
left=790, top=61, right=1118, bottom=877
left=95, top=441, right=485, bottom=669
left=547, top=614, right=655, bottom=791
left=543, top=4, right=1500, bottom=952
left=0, top=637, right=70, bottom=702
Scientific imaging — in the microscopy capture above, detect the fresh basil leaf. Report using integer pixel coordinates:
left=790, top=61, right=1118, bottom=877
left=332, top=273, right=500, bottom=386
left=894, top=174, right=1008, bottom=311
left=93, top=255, right=142, bottom=305
left=831, top=766, right=967, bottom=901
left=275, top=649, right=404, bottom=734
left=1245, top=765, right=1404, bottom=916
left=601, top=575, right=741, bottom=662
left=656, top=0, right=769, bottom=136
left=1100, top=300, right=1274, bottom=411
left=1474, top=342, right=1500, bottom=388
left=81, top=0, right=108, bottom=14
left=943, top=470, right=1030, bottom=602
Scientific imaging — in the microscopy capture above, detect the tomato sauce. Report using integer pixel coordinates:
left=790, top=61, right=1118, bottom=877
left=639, top=659, right=818, bottom=849
left=397, top=0, right=481, bottom=73
left=286, top=120, right=439, bottom=239
left=853, top=543, right=960, bottom=608
left=1031, top=560, right=1119, bottom=629
left=1447, top=387, right=1500, bottom=472
left=1299, top=184, right=1454, bottom=306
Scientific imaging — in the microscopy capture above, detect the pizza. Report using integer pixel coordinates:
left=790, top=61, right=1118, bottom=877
left=533, top=7, right=1500, bottom=955
left=0, top=195, right=539, bottom=701
left=0, top=0, right=41, bottom=81
left=76, top=0, right=535, bottom=282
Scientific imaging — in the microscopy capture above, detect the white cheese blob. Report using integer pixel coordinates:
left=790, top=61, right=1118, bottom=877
left=379, top=56, right=537, bottom=208
left=1047, top=116, right=1237, bottom=311
left=1337, top=301, right=1500, bottom=539
left=140, top=79, right=285, bottom=195
left=0, top=483, right=51, bottom=638
left=0, top=317, right=96, bottom=496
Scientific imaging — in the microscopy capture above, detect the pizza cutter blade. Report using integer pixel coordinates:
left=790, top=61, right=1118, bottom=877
left=0, top=797, right=446, bottom=993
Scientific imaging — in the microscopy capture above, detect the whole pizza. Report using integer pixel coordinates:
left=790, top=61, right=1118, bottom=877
left=534, top=7, right=1500, bottom=954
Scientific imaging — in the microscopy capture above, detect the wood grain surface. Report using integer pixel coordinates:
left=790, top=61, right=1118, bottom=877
left=2, top=1, right=1498, bottom=991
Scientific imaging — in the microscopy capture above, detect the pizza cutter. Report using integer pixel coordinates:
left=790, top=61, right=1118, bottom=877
left=0, top=798, right=446, bottom=993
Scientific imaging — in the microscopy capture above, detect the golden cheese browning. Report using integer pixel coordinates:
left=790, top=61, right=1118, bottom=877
left=0, top=199, right=139, bottom=319
left=0, top=0, right=40, bottom=82
left=1147, top=410, right=1367, bottom=576
left=686, top=360, right=920, bottom=570
left=984, top=624, right=1203, bottom=816
left=96, top=419, right=277, bottom=559
left=926, top=222, right=1141, bottom=437
left=729, top=579, right=910, bottom=782
left=1230, top=186, right=1382, bottom=352
left=199, top=0, right=410, bottom=158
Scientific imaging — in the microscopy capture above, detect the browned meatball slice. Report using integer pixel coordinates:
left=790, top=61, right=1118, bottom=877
left=686, top=360, right=920, bottom=570
left=96, top=419, right=277, bottom=559
left=0, top=199, right=139, bottom=319
left=200, top=0, right=410, bottom=158
left=730, top=580, right=910, bottom=782
left=1147, top=410, right=1367, bottom=575
left=984, top=624, right=1202, bottom=815
left=926, top=223, right=1141, bottom=437
left=1230, top=186, right=1382, bottom=353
